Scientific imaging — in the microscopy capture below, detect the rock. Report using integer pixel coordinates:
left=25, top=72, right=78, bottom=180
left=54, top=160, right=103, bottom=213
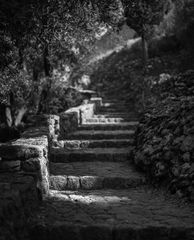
left=52, top=140, right=64, bottom=148
left=50, top=176, right=67, bottom=190
left=67, top=176, right=80, bottom=190
left=0, top=145, right=43, bottom=160
left=80, top=176, right=103, bottom=190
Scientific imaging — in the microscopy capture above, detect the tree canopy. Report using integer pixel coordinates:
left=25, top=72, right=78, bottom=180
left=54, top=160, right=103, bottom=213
left=1, top=0, right=192, bottom=126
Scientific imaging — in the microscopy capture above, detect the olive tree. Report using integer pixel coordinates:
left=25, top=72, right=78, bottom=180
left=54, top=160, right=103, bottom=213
left=0, top=0, right=103, bottom=128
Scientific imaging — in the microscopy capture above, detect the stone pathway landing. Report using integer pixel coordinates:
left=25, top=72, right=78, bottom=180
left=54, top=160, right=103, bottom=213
left=29, top=99, right=194, bottom=240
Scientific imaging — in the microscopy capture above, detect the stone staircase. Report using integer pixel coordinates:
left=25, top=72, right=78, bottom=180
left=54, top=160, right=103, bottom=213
left=28, top=98, right=194, bottom=240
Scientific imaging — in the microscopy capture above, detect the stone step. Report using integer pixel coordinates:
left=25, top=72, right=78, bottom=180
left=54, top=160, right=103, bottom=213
left=103, top=99, right=127, bottom=104
left=78, top=122, right=139, bottom=131
left=84, top=118, right=135, bottom=124
left=79, top=89, right=98, bottom=98
left=101, top=105, right=131, bottom=111
left=94, top=113, right=137, bottom=117
left=98, top=109, right=134, bottom=115
left=102, top=102, right=132, bottom=107
left=93, top=114, right=138, bottom=121
left=98, top=108, right=130, bottom=113
left=99, top=105, right=131, bottom=110
left=50, top=162, right=145, bottom=190
left=65, top=130, right=135, bottom=140
left=50, top=148, right=132, bottom=163
left=54, top=139, right=133, bottom=149
left=28, top=188, right=194, bottom=240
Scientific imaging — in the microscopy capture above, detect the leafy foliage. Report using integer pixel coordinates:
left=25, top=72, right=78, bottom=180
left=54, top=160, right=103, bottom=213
left=0, top=0, right=107, bottom=124
left=121, top=0, right=167, bottom=38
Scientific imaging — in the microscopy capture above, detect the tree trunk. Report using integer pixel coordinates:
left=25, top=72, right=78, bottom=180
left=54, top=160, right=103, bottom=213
left=43, top=45, right=52, bottom=113
left=43, top=45, right=51, bottom=77
left=5, top=106, right=13, bottom=127
left=142, top=35, right=149, bottom=67
left=5, top=93, right=15, bottom=127
left=14, top=106, right=27, bottom=127
left=141, top=35, right=149, bottom=111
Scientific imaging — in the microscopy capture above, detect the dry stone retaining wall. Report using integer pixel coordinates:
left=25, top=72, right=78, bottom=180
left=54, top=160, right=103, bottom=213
left=59, top=100, right=100, bottom=139
left=0, top=127, right=50, bottom=196
left=0, top=124, right=49, bottom=240
left=0, top=96, right=101, bottom=239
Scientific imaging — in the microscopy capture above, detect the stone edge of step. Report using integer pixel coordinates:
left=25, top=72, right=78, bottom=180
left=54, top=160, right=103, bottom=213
left=50, top=174, right=146, bottom=191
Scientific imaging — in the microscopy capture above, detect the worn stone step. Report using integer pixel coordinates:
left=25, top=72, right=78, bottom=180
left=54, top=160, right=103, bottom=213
left=65, top=130, right=135, bottom=140
left=28, top=188, right=194, bottom=240
left=94, top=113, right=137, bottom=118
left=98, top=109, right=135, bottom=115
left=50, top=148, right=132, bottom=163
left=78, top=122, right=139, bottom=131
left=54, top=139, right=133, bottom=149
left=50, top=162, right=145, bottom=190
left=103, top=99, right=127, bottom=104
left=98, top=108, right=130, bottom=114
left=84, top=118, right=135, bottom=124
left=94, top=112, right=138, bottom=118
left=79, top=89, right=98, bottom=98
left=99, top=105, right=131, bottom=111
left=102, top=102, right=132, bottom=107
left=93, top=114, right=138, bottom=121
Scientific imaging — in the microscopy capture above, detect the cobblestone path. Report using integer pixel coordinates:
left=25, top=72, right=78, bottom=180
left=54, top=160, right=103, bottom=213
left=29, top=99, right=194, bottom=240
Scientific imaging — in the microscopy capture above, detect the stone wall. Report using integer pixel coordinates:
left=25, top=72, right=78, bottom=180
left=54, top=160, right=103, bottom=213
left=0, top=127, right=49, bottom=196
left=90, top=97, right=103, bottom=112
left=59, top=102, right=98, bottom=139
left=47, top=115, right=60, bottom=143
left=0, top=95, right=102, bottom=239
left=0, top=123, right=50, bottom=240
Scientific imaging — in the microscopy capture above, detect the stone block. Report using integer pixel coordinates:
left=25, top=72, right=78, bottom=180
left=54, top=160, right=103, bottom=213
left=90, top=97, right=103, bottom=110
left=0, top=160, right=21, bottom=171
left=39, top=176, right=49, bottom=195
left=80, top=176, right=103, bottom=190
left=50, top=176, right=67, bottom=190
left=60, top=111, right=79, bottom=138
left=63, top=140, right=81, bottom=149
left=67, top=176, right=80, bottom=190
left=21, top=158, right=41, bottom=172
left=0, top=145, right=43, bottom=160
